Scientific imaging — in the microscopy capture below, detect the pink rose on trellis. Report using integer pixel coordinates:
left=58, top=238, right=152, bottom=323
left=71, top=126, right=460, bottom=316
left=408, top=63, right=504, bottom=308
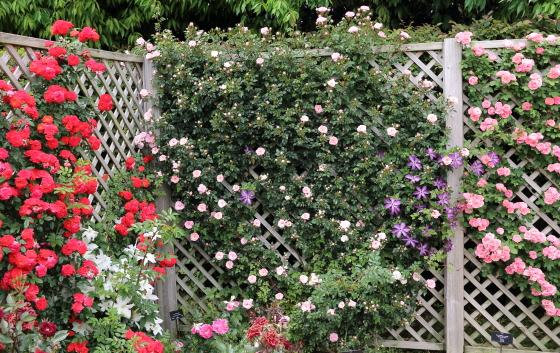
left=197, top=203, right=207, bottom=212
left=329, top=333, right=338, bottom=342
left=348, top=26, right=359, bottom=33
left=315, top=105, right=323, bottom=113
left=468, top=218, right=490, bottom=231
left=468, top=107, right=481, bottom=121
left=184, top=221, right=194, bottom=229
left=496, top=70, right=516, bottom=84
left=517, top=59, right=535, bottom=73
left=190, top=233, right=199, bottom=241
left=455, top=31, right=473, bottom=45
left=480, top=118, right=498, bottom=131
left=462, top=193, right=485, bottom=209
left=468, top=76, right=478, bottom=85
left=212, top=319, right=229, bottom=334
left=536, top=142, right=551, bottom=154
left=505, top=258, right=526, bottom=275
left=543, top=246, right=560, bottom=260
left=477, top=178, right=488, bottom=187
left=512, top=234, right=522, bottom=243
left=523, top=228, right=546, bottom=243
left=329, top=136, right=338, bottom=145
left=526, top=32, right=544, bottom=43
left=497, top=167, right=510, bottom=176
left=547, top=65, right=560, bottom=79
left=475, top=233, right=510, bottom=263
left=543, top=186, right=560, bottom=204
left=471, top=46, right=487, bottom=56
left=529, top=251, right=538, bottom=259
left=298, top=300, right=316, bottom=312
left=502, top=200, right=530, bottom=215
left=426, top=279, right=436, bottom=289
left=199, top=324, right=213, bottom=339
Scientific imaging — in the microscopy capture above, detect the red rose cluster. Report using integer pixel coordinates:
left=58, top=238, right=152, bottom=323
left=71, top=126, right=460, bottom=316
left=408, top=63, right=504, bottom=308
left=124, top=330, right=164, bottom=353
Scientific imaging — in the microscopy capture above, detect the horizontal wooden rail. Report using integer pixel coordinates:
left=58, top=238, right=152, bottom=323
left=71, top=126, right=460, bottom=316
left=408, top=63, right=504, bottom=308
left=0, top=32, right=144, bottom=63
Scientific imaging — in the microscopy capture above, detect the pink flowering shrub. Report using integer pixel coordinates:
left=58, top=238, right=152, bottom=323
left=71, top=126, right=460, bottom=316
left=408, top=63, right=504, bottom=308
left=462, top=31, right=560, bottom=319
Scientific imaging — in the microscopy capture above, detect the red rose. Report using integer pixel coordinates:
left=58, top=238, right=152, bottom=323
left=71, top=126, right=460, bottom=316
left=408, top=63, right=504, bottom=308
left=78, top=27, right=100, bottom=42
left=35, top=298, right=48, bottom=310
left=39, top=321, right=57, bottom=338
left=67, top=54, right=80, bottom=66
left=50, top=20, right=74, bottom=35
left=97, top=94, right=113, bottom=111
left=48, top=47, right=67, bottom=58
left=61, top=264, right=76, bottom=276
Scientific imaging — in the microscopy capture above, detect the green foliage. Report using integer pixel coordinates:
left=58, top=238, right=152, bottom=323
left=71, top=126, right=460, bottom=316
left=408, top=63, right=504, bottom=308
left=138, top=8, right=458, bottom=352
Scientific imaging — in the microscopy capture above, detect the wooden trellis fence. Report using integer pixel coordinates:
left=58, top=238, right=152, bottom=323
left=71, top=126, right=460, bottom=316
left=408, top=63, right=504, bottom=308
left=0, top=32, right=147, bottom=222
left=1, top=32, right=559, bottom=353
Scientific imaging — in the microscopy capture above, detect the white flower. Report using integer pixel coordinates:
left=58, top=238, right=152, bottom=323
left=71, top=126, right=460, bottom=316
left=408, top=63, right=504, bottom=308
left=211, top=50, right=219, bottom=57
left=243, top=299, right=253, bottom=309
left=94, top=253, right=112, bottom=271
left=377, top=232, right=386, bottom=240
left=340, top=235, right=349, bottom=242
left=339, top=220, right=351, bottom=231
left=81, top=227, right=98, bottom=244
left=392, top=270, right=402, bottom=281
left=72, top=321, right=92, bottom=335
left=114, top=296, right=134, bottom=319
left=98, top=300, right=113, bottom=312
left=218, top=199, right=227, bottom=208
left=327, top=79, right=337, bottom=87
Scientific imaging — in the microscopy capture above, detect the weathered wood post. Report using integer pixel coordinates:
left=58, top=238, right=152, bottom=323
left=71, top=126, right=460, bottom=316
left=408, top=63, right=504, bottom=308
left=443, top=38, right=465, bottom=353
left=143, top=57, right=179, bottom=334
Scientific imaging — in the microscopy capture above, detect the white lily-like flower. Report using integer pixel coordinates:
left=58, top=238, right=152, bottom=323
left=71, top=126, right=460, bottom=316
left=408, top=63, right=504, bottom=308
left=72, top=321, right=92, bottom=335
left=81, top=227, right=98, bottom=243
left=98, top=300, right=114, bottom=312
left=114, top=296, right=134, bottom=319
left=143, top=252, right=156, bottom=265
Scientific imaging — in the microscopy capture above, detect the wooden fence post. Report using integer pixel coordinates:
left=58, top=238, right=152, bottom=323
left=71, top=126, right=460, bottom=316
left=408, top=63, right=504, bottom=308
left=143, top=58, right=179, bottom=334
left=443, top=38, right=465, bottom=353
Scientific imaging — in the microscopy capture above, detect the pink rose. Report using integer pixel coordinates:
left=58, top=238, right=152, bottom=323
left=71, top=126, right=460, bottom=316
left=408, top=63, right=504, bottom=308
left=329, top=333, right=339, bottom=342
left=315, top=105, right=323, bottom=113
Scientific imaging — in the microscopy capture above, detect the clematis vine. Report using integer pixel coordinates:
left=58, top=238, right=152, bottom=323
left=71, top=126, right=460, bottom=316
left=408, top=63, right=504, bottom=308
left=239, top=190, right=256, bottom=205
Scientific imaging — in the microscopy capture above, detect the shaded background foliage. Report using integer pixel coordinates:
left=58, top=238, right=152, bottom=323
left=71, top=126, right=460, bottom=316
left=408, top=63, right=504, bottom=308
left=1, top=0, right=560, bottom=49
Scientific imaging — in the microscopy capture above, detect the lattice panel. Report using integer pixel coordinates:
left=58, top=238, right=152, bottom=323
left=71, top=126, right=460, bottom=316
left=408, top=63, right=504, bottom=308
left=385, top=269, right=446, bottom=345
left=0, top=33, right=146, bottom=222
left=464, top=237, right=560, bottom=351
left=461, top=41, right=560, bottom=352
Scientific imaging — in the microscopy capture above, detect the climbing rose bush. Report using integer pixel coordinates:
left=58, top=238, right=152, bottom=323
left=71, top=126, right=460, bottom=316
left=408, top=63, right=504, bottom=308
left=460, top=31, right=560, bottom=318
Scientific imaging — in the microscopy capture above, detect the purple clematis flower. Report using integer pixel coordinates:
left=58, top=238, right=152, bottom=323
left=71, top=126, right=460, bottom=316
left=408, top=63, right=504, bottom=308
left=244, top=146, right=254, bottom=154
left=239, top=190, right=256, bottom=205
left=417, top=242, right=430, bottom=256
left=402, top=233, right=419, bottom=247
left=487, top=152, right=500, bottom=166
left=448, top=152, right=464, bottom=169
left=392, top=222, right=411, bottom=238
left=414, top=204, right=427, bottom=211
left=470, top=161, right=485, bottom=176
left=433, top=177, right=447, bottom=190
left=436, top=192, right=451, bottom=207
left=384, top=198, right=401, bottom=216
left=445, top=239, right=453, bottom=253
left=425, top=148, right=437, bottom=161
left=407, top=155, right=422, bottom=171
left=405, top=174, right=421, bottom=183
left=413, top=185, right=430, bottom=200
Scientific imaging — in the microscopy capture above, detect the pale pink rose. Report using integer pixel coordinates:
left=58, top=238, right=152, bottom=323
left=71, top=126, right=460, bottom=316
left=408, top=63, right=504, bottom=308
left=217, top=174, right=224, bottom=182
left=357, top=125, right=367, bottom=133
left=331, top=52, right=341, bottom=62
left=426, top=279, right=436, bottom=289
left=241, top=238, right=247, bottom=245
left=330, top=333, right=339, bottom=342
left=197, top=204, right=207, bottom=212
left=174, top=201, right=185, bottom=211
left=301, top=115, right=309, bottom=122
left=275, top=293, right=284, bottom=300
left=228, top=251, right=237, bottom=261
left=188, top=40, right=196, bottom=47
left=243, top=299, right=253, bottom=309
left=387, top=127, right=398, bottom=137
left=159, top=155, right=167, bottom=161
left=214, top=212, right=223, bottom=220
left=193, top=170, right=202, bottom=178
left=338, top=301, right=345, bottom=309
left=427, top=114, right=437, bottom=123
left=232, top=185, right=240, bottom=192
left=190, top=232, right=199, bottom=241
left=256, top=147, right=265, bottom=156
left=256, top=58, right=264, bottom=64
left=496, top=228, right=504, bottom=235
left=136, top=37, right=146, bottom=45
left=315, top=105, right=323, bottom=113
left=301, top=213, right=310, bottom=220
left=300, top=275, right=308, bottom=284
left=318, top=125, right=328, bottom=134
left=348, top=26, right=359, bottom=33
left=468, top=76, right=478, bottom=85
left=340, top=235, right=349, bottom=242
left=329, top=136, right=338, bottom=145
left=226, top=261, right=234, bottom=269
left=259, top=268, right=268, bottom=276
left=261, top=27, right=269, bottom=35
left=512, top=234, right=522, bottom=243
left=327, top=309, right=336, bottom=315
left=276, top=266, right=285, bottom=275
left=253, top=219, right=261, bottom=227
left=215, top=252, right=225, bottom=260
left=218, top=199, right=227, bottom=208
left=248, top=275, right=257, bottom=284
left=348, top=300, right=356, bottom=307
left=529, top=251, right=538, bottom=259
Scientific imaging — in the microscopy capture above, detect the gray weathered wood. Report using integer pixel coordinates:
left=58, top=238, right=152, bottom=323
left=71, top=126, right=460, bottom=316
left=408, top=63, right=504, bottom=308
left=0, top=32, right=143, bottom=62
left=443, top=37, right=465, bottom=353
